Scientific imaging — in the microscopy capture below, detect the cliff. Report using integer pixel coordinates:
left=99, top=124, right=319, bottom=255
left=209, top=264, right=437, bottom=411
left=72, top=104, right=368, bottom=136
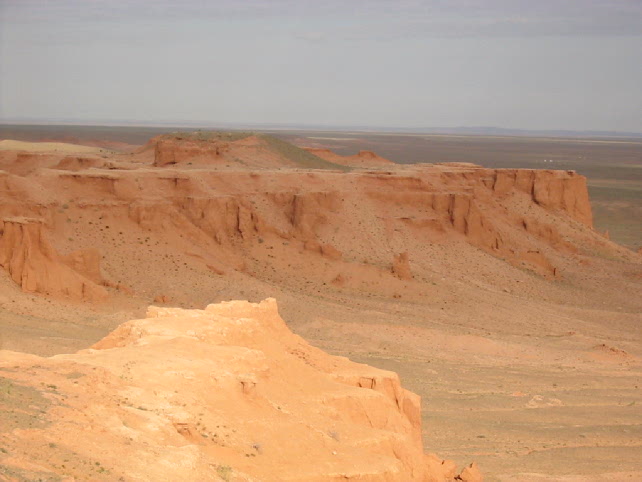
left=0, top=217, right=108, bottom=302
left=0, top=298, right=480, bottom=481
left=0, top=144, right=615, bottom=302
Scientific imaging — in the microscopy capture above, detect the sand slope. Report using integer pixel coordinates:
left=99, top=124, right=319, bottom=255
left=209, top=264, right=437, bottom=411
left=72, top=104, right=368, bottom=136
left=303, top=147, right=394, bottom=167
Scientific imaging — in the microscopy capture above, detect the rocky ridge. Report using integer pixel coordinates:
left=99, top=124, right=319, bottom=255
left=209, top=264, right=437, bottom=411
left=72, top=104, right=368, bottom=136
left=0, top=145, right=619, bottom=303
left=0, top=298, right=481, bottom=481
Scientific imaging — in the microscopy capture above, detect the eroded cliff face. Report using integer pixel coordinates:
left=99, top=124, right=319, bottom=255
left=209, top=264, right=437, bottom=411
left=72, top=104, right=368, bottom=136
left=0, top=298, right=481, bottom=481
left=153, top=137, right=229, bottom=166
left=491, top=169, right=593, bottom=228
left=0, top=218, right=108, bottom=302
left=0, top=146, right=612, bottom=302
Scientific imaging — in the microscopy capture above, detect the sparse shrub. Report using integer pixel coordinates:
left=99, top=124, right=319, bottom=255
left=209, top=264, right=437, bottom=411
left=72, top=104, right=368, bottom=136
left=216, top=465, right=232, bottom=481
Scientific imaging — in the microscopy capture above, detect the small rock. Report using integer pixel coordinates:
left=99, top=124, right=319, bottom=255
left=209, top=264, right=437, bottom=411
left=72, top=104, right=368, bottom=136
left=459, top=462, right=483, bottom=481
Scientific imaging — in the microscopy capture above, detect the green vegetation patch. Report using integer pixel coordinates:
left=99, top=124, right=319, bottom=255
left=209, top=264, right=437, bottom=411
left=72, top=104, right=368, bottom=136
left=163, top=131, right=254, bottom=142
left=0, top=464, right=64, bottom=482
left=161, top=130, right=351, bottom=171
left=216, top=464, right=233, bottom=481
left=258, top=134, right=351, bottom=171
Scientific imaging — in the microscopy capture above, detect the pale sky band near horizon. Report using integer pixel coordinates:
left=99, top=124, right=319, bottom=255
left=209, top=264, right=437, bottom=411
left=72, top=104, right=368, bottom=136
left=1, top=0, right=641, bottom=133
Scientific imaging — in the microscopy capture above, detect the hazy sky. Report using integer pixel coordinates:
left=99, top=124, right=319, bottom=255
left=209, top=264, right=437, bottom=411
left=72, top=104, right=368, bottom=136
left=1, top=0, right=641, bottom=132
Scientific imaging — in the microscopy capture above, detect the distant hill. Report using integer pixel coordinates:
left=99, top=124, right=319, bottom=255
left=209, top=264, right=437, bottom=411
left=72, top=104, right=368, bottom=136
left=141, top=131, right=351, bottom=171
left=2, top=122, right=641, bottom=140
left=413, top=126, right=642, bottom=139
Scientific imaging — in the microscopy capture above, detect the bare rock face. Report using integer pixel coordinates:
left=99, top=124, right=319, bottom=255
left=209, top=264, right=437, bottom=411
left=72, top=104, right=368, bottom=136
left=0, top=163, right=607, bottom=299
left=491, top=169, right=593, bottom=228
left=153, top=137, right=228, bottom=166
left=0, top=298, right=478, bottom=481
left=0, top=134, right=620, bottom=301
left=0, top=218, right=108, bottom=301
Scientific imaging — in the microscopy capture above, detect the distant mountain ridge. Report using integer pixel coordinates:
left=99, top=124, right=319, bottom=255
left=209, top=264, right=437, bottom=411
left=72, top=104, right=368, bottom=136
left=2, top=121, right=642, bottom=139
left=416, top=126, right=642, bottom=139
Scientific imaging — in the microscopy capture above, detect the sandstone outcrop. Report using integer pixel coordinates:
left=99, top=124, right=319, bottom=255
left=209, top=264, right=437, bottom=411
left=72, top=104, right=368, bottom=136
left=0, top=217, right=108, bottom=301
left=0, top=134, right=623, bottom=303
left=146, top=132, right=345, bottom=170
left=491, top=169, right=593, bottom=227
left=153, top=136, right=228, bottom=166
left=0, top=299, right=477, bottom=481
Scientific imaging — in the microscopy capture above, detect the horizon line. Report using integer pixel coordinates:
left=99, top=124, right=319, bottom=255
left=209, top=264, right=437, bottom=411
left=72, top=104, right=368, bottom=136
left=1, top=119, right=642, bottom=139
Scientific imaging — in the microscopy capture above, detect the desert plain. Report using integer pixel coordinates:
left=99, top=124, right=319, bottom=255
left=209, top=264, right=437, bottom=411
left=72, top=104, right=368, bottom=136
left=0, top=125, right=641, bottom=481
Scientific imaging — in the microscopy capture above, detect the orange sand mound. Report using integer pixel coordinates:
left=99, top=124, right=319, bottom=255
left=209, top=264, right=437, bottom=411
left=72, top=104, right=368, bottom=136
left=304, top=147, right=394, bottom=167
left=0, top=299, right=480, bottom=481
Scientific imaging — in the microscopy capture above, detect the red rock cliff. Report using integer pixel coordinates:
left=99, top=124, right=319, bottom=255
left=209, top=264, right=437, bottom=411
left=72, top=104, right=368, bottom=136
left=0, top=217, right=108, bottom=302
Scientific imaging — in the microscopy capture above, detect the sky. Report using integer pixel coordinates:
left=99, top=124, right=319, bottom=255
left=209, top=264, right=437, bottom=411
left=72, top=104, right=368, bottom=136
left=1, top=0, right=642, bottom=132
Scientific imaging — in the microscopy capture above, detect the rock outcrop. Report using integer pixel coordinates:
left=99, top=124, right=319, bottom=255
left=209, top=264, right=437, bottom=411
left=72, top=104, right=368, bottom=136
left=153, top=137, right=228, bottom=166
left=0, top=217, right=108, bottom=301
left=491, top=169, right=593, bottom=228
left=0, top=299, right=478, bottom=481
left=146, top=132, right=345, bottom=170
left=0, top=134, right=621, bottom=303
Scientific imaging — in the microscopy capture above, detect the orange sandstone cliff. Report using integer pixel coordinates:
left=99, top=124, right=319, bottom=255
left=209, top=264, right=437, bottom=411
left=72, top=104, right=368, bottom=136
left=0, top=134, right=622, bottom=304
left=0, top=217, right=107, bottom=302
left=0, top=298, right=480, bottom=481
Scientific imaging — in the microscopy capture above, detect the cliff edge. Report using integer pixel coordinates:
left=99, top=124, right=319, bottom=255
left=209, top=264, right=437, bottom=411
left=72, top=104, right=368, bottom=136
left=0, top=299, right=480, bottom=481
